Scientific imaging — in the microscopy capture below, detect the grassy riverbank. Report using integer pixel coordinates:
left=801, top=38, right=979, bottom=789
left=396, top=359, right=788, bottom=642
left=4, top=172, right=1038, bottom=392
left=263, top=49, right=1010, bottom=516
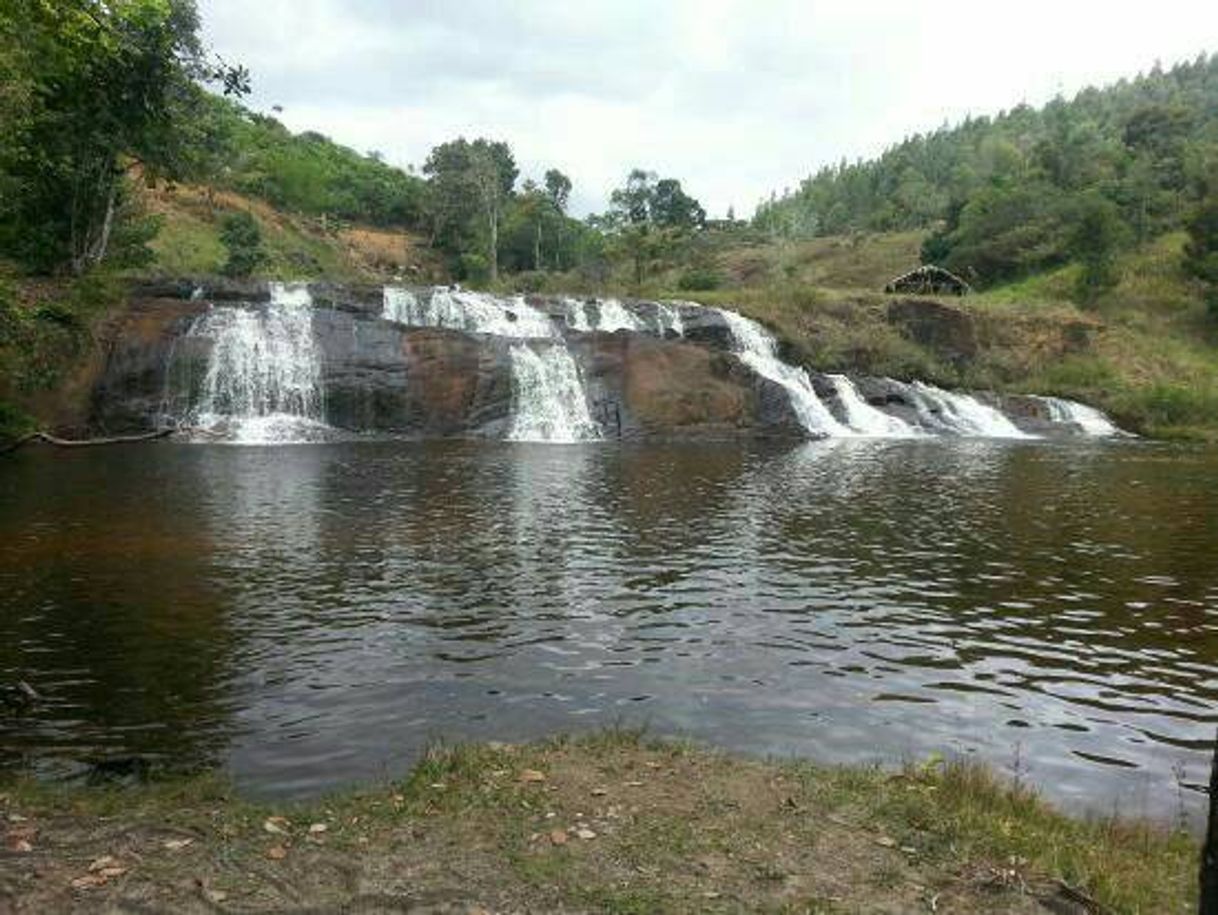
left=0, top=733, right=1196, bottom=913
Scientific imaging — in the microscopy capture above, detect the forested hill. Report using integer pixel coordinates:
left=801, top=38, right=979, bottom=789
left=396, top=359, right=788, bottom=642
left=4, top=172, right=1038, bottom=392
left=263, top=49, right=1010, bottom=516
left=754, top=54, right=1218, bottom=291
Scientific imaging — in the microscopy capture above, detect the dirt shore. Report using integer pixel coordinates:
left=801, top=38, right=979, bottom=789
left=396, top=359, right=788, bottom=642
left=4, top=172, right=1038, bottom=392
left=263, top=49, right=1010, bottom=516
left=0, top=733, right=1197, bottom=913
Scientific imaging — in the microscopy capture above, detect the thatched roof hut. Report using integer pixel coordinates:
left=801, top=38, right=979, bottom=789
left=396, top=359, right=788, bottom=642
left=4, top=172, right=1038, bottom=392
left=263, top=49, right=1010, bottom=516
left=884, top=265, right=971, bottom=296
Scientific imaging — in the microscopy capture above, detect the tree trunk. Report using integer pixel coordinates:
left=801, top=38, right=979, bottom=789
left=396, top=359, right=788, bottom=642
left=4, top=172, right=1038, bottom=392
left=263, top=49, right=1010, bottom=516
left=1202, top=727, right=1218, bottom=914
left=534, top=222, right=541, bottom=272
left=488, top=207, right=498, bottom=282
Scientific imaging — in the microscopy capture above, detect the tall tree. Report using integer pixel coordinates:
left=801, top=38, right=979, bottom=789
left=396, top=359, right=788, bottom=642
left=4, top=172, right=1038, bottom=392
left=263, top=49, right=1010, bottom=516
left=544, top=169, right=572, bottom=213
left=0, top=0, right=248, bottom=274
left=423, top=137, right=517, bottom=280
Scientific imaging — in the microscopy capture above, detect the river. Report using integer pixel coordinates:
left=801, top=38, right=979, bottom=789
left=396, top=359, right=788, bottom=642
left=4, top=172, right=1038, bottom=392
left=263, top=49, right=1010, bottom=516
left=1, top=438, right=1215, bottom=829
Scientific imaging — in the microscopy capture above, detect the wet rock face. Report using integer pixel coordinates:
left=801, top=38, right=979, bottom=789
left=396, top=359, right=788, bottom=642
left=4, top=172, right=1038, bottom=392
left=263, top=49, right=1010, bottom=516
left=88, top=287, right=803, bottom=440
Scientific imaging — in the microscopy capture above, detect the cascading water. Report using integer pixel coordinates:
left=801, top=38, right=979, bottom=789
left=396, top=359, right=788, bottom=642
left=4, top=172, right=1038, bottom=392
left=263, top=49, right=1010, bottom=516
left=184, top=282, right=329, bottom=444
left=904, top=381, right=1032, bottom=438
left=595, top=298, right=642, bottom=332
left=165, top=281, right=1121, bottom=445
left=717, top=309, right=849, bottom=437
left=383, top=286, right=555, bottom=338
left=507, top=343, right=601, bottom=443
left=826, top=374, right=917, bottom=437
left=384, top=286, right=600, bottom=442
left=1034, top=396, right=1121, bottom=436
left=654, top=302, right=686, bottom=338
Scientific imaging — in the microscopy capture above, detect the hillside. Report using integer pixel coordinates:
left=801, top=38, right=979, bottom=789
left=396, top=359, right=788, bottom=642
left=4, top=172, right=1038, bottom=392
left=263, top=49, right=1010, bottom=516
left=140, top=182, right=441, bottom=282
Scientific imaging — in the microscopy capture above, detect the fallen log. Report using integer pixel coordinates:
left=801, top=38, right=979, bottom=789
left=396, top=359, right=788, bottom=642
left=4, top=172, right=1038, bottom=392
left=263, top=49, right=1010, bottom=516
left=1, top=428, right=177, bottom=454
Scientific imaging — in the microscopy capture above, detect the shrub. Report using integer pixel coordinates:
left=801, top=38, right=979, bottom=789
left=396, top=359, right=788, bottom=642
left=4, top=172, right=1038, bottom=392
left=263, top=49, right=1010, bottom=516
left=219, top=211, right=265, bottom=278
left=677, top=268, right=722, bottom=291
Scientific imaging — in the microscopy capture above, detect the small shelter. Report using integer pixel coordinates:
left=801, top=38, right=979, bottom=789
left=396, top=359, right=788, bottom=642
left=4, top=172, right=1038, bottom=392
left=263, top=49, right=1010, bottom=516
left=884, top=265, right=971, bottom=297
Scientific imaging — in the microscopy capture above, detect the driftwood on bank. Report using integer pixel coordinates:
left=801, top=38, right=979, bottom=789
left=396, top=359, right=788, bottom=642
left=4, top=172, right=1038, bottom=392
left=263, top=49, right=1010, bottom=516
left=1, top=427, right=177, bottom=455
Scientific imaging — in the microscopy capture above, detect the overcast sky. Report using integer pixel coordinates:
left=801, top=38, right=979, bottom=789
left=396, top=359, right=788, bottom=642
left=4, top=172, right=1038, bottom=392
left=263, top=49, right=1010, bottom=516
left=198, top=0, right=1218, bottom=218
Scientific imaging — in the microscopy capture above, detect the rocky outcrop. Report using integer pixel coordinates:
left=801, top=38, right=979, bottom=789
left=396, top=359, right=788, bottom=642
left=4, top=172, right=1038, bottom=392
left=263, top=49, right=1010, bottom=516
left=88, top=285, right=804, bottom=440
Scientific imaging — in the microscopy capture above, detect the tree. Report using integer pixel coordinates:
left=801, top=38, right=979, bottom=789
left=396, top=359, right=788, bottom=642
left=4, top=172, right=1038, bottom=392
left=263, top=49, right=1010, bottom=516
left=1184, top=195, right=1218, bottom=318
left=422, top=137, right=517, bottom=280
left=219, top=211, right=264, bottom=277
left=603, top=169, right=707, bottom=285
left=0, top=0, right=249, bottom=274
left=544, top=169, right=572, bottom=213
left=1069, top=194, right=1127, bottom=304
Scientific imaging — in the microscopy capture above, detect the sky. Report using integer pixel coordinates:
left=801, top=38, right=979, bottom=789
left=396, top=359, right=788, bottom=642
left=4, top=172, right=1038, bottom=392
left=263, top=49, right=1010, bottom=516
left=198, top=0, right=1218, bottom=218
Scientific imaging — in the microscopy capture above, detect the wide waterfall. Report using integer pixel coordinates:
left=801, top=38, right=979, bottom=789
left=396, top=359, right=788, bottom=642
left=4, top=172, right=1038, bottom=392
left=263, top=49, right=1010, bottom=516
left=182, top=282, right=329, bottom=444
left=717, top=309, right=849, bottom=437
left=507, top=343, right=601, bottom=443
left=162, top=282, right=1125, bottom=444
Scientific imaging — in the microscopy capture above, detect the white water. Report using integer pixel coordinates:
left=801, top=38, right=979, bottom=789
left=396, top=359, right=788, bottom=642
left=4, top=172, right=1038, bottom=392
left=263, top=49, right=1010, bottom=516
left=507, top=343, right=601, bottom=443
left=187, top=282, right=329, bottom=443
left=383, top=287, right=555, bottom=338
left=827, top=374, right=917, bottom=437
left=595, top=298, right=642, bottom=332
left=562, top=297, right=593, bottom=332
left=905, top=381, right=1033, bottom=438
left=717, top=310, right=849, bottom=437
left=654, top=302, right=686, bottom=337
left=1036, top=396, right=1122, bottom=436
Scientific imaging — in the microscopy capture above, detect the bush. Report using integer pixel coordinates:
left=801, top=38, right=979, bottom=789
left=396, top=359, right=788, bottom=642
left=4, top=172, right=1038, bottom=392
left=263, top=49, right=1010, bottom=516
left=455, top=253, right=490, bottom=283
left=219, top=211, right=265, bottom=278
left=677, top=268, right=723, bottom=291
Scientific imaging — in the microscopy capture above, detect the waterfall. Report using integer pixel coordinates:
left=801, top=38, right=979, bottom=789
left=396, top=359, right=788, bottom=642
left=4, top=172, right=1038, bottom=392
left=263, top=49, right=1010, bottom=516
left=185, top=282, right=328, bottom=443
left=507, top=343, right=601, bottom=443
left=717, top=309, right=848, bottom=437
left=826, top=374, right=917, bottom=437
left=383, top=286, right=555, bottom=338
left=1035, top=396, right=1121, bottom=436
left=595, top=298, right=642, bottom=332
left=654, top=302, right=686, bottom=338
left=562, top=297, right=593, bottom=332
left=904, top=381, right=1032, bottom=438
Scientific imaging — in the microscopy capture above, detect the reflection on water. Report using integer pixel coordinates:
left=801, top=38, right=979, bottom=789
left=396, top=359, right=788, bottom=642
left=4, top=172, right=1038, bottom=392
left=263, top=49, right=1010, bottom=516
left=1, top=440, right=1215, bottom=827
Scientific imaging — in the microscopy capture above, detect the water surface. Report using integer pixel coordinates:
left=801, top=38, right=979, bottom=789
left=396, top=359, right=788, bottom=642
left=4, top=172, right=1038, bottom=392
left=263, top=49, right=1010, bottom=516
left=1, top=440, right=1215, bottom=826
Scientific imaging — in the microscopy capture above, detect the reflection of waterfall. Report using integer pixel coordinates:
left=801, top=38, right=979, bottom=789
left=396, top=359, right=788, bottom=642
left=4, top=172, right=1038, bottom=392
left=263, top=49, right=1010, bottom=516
left=902, top=381, right=1031, bottom=438
left=826, top=374, right=917, bottom=437
left=717, top=309, right=848, bottom=437
left=508, top=344, right=601, bottom=442
left=1035, top=396, right=1121, bottom=436
left=185, top=283, right=329, bottom=444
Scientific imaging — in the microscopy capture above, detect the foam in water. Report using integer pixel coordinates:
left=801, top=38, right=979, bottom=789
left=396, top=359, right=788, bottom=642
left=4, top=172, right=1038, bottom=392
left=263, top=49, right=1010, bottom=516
left=826, top=374, right=917, bottom=437
left=507, top=343, right=601, bottom=443
left=1035, top=396, right=1121, bottom=436
left=905, top=381, right=1032, bottom=438
left=185, top=282, right=328, bottom=443
left=383, top=287, right=555, bottom=338
left=717, top=309, right=848, bottom=437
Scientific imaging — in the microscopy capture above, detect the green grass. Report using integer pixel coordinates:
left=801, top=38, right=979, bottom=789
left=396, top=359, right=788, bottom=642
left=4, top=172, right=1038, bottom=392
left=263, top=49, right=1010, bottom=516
left=1, top=732, right=1196, bottom=914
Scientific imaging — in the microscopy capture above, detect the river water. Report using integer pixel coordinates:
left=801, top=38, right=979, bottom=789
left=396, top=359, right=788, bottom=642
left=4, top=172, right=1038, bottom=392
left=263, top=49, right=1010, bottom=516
left=1, top=439, right=1215, bottom=827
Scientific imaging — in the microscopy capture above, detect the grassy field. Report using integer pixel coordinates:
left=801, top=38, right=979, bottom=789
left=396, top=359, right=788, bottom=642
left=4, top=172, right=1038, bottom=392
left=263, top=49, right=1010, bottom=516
left=0, top=732, right=1197, bottom=914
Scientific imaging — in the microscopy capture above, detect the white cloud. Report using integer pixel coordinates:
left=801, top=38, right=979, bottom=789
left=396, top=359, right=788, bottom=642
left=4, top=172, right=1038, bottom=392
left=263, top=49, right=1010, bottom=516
left=199, top=0, right=1218, bottom=217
